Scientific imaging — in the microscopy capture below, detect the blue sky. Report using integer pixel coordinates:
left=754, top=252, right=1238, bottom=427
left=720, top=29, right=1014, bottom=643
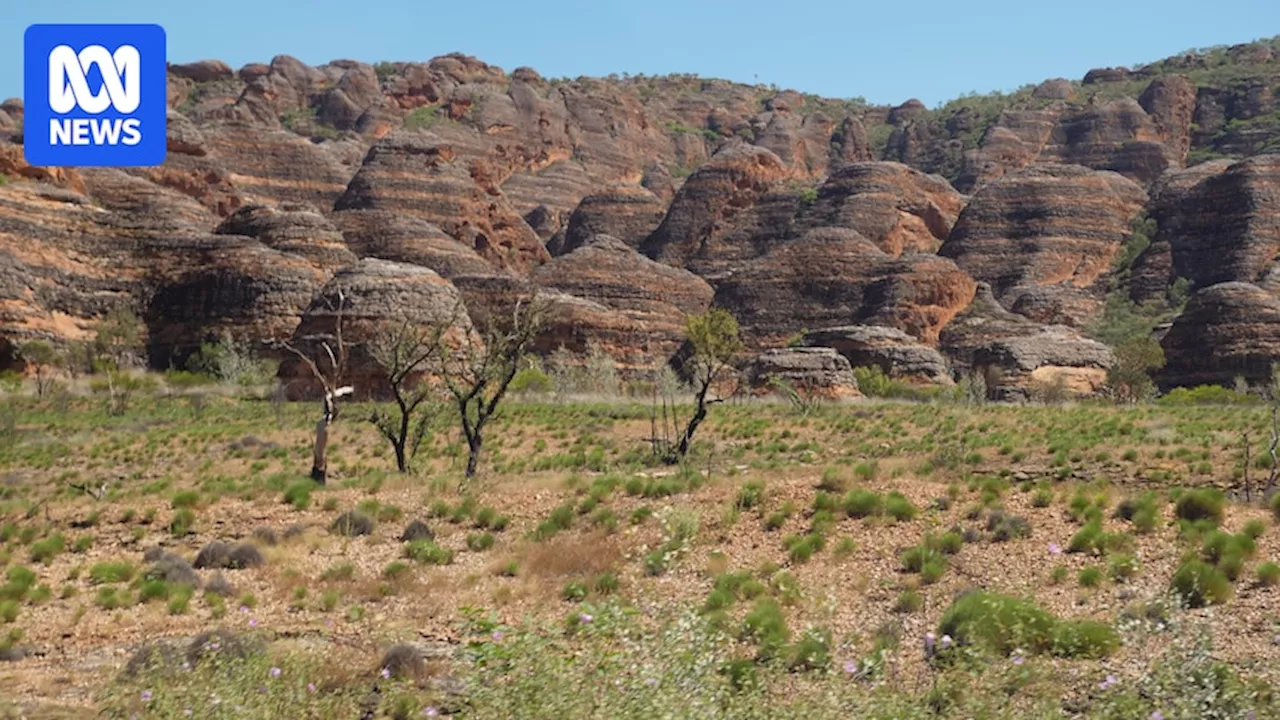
left=8, top=0, right=1280, bottom=107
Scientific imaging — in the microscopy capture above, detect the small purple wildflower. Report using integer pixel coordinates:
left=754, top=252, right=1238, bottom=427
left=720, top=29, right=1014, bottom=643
left=1012, top=654, right=1024, bottom=666
left=307, top=683, right=316, bottom=693
left=269, top=667, right=281, bottom=678
left=843, top=659, right=858, bottom=674
left=940, top=634, right=953, bottom=650
left=239, top=606, right=249, bottom=614
left=1150, top=712, right=1164, bottom=720
left=491, top=630, right=504, bottom=641
left=1099, top=674, right=1118, bottom=690
left=1048, top=542, right=1062, bottom=555
left=380, top=666, right=391, bottom=679
left=579, top=613, right=593, bottom=624
left=924, top=632, right=936, bottom=654
left=140, top=690, right=152, bottom=703
left=249, top=618, right=258, bottom=628
left=423, top=708, right=439, bottom=717
left=208, top=642, right=220, bottom=651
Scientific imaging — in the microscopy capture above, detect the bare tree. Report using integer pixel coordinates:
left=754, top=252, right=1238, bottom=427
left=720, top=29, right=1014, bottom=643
left=660, top=308, right=742, bottom=463
left=366, top=317, right=447, bottom=473
left=437, top=295, right=550, bottom=480
left=276, top=290, right=353, bottom=485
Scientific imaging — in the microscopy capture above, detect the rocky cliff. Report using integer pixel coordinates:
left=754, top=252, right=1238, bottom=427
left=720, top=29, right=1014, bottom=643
left=4, top=36, right=1280, bottom=393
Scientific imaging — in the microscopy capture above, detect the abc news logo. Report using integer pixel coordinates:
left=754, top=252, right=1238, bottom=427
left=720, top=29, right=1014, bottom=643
left=48, top=44, right=143, bottom=146
left=24, top=24, right=167, bottom=167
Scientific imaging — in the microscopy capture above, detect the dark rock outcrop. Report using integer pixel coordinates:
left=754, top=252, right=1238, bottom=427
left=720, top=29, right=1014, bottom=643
left=743, top=347, right=860, bottom=398
left=803, top=325, right=952, bottom=384
left=1160, top=282, right=1280, bottom=388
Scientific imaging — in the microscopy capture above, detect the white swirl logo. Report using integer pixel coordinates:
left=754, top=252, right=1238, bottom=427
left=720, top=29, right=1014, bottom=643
left=47, top=44, right=140, bottom=114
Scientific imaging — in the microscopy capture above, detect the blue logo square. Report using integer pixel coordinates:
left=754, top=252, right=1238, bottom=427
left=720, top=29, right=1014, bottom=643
left=23, top=24, right=167, bottom=167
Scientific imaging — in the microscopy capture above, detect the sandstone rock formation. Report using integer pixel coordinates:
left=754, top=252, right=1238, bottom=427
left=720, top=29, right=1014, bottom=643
left=556, top=184, right=667, bottom=256
left=278, top=258, right=471, bottom=399
left=640, top=143, right=791, bottom=272
left=799, top=162, right=964, bottom=255
left=939, top=164, right=1146, bottom=322
left=802, top=325, right=952, bottom=385
left=5, top=40, right=1280, bottom=389
left=743, top=347, right=860, bottom=398
left=532, top=235, right=712, bottom=369
left=334, top=132, right=550, bottom=273
left=215, top=204, right=357, bottom=271
left=1146, top=155, right=1280, bottom=290
left=970, top=326, right=1113, bottom=401
left=1159, top=282, right=1280, bottom=388
left=712, top=227, right=977, bottom=348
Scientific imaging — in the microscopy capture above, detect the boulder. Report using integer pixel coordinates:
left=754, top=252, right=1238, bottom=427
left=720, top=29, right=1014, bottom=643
left=971, top=326, right=1114, bottom=401
left=803, top=325, right=952, bottom=385
left=744, top=347, right=860, bottom=398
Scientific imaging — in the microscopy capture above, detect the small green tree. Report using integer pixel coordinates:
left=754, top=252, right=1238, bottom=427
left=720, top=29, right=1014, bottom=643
left=18, top=340, right=62, bottom=398
left=666, top=308, right=743, bottom=461
left=1105, top=338, right=1165, bottom=404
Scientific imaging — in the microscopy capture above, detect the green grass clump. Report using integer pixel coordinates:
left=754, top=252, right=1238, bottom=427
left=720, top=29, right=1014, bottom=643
left=466, top=532, right=495, bottom=552
left=1170, top=559, right=1233, bottom=608
left=1256, top=561, right=1280, bottom=587
left=1078, top=566, right=1104, bottom=588
left=883, top=492, right=918, bottom=522
left=282, top=481, right=313, bottom=511
left=1050, top=620, right=1120, bottom=659
left=742, top=597, right=790, bottom=661
left=405, top=540, right=454, bottom=566
left=937, top=591, right=1118, bottom=659
left=170, top=490, right=201, bottom=509
left=842, top=490, right=882, bottom=518
left=784, top=533, right=825, bottom=564
left=170, top=508, right=197, bottom=537
left=29, top=533, right=65, bottom=563
left=893, top=590, right=923, bottom=614
left=88, top=561, right=135, bottom=585
left=1174, top=488, right=1224, bottom=525
left=1067, top=521, right=1103, bottom=554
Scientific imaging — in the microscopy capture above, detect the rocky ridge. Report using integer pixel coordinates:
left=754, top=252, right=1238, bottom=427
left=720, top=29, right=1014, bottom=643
left=3, top=37, right=1280, bottom=393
